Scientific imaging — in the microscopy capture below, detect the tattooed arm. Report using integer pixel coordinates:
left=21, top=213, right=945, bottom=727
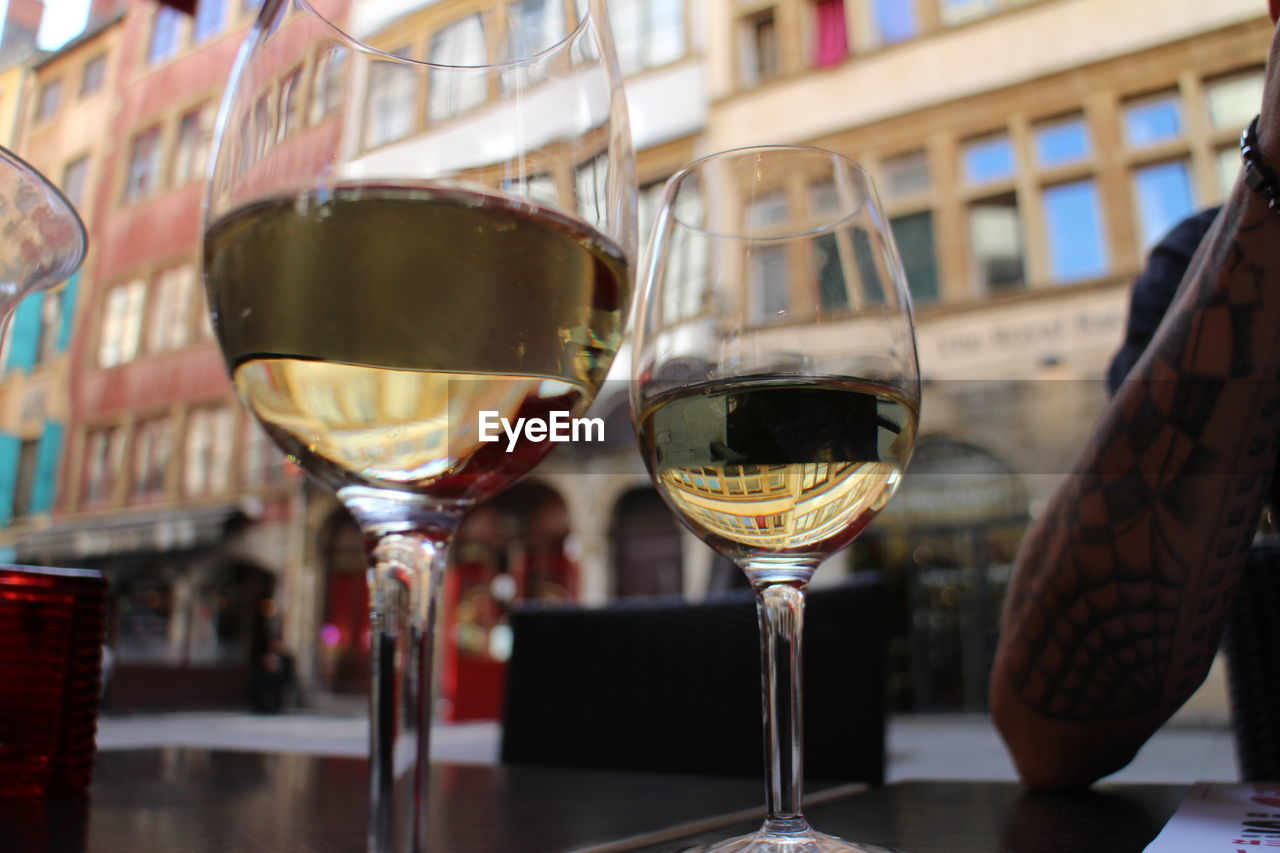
left=989, top=23, right=1280, bottom=791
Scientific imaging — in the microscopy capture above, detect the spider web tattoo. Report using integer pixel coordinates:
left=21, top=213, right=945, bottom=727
left=1002, top=202, right=1280, bottom=721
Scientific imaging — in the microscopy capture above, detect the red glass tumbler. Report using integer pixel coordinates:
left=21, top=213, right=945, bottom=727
left=0, top=565, right=107, bottom=798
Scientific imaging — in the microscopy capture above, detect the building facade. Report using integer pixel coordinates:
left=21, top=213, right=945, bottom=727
left=0, top=0, right=1267, bottom=713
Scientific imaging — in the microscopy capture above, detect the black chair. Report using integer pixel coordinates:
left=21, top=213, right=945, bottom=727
left=1223, top=539, right=1280, bottom=781
left=500, top=571, right=885, bottom=784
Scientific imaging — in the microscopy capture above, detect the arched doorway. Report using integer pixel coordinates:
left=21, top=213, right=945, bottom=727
left=444, top=481, right=577, bottom=720
left=610, top=488, right=684, bottom=598
left=194, top=562, right=275, bottom=667
left=106, top=558, right=275, bottom=709
left=316, top=509, right=369, bottom=695
left=871, top=438, right=1030, bottom=712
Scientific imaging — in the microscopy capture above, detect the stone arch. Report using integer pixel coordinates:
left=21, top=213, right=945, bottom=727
left=609, top=487, right=684, bottom=598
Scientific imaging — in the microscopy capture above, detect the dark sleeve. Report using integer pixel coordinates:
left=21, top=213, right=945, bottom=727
left=1107, top=206, right=1223, bottom=394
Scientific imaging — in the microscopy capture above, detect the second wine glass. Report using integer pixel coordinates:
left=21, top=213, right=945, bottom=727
left=631, top=146, right=918, bottom=853
left=203, top=1, right=635, bottom=850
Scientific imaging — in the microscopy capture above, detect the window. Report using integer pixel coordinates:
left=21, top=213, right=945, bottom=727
left=1042, top=179, right=1107, bottom=283
left=891, top=212, right=939, bottom=304
left=172, top=105, right=212, bottom=185
left=809, top=178, right=840, bottom=215
left=811, top=0, right=847, bottom=68
left=194, top=0, right=228, bottom=42
left=196, top=298, right=215, bottom=339
left=184, top=407, right=235, bottom=497
left=278, top=67, right=303, bottom=139
left=610, top=0, right=684, bottom=75
left=309, top=46, right=347, bottom=125
left=366, top=47, right=419, bottom=146
left=1205, top=70, right=1264, bottom=132
left=748, top=189, right=788, bottom=227
left=880, top=150, right=937, bottom=305
left=870, top=0, right=917, bottom=46
left=35, top=78, right=62, bottom=123
left=99, top=280, right=146, bottom=367
left=808, top=181, right=849, bottom=309
left=1217, top=146, right=1240, bottom=198
left=968, top=193, right=1024, bottom=292
left=1133, top=160, right=1195, bottom=249
left=963, top=134, right=1015, bottom=184
left=148, top=6, right=183, bottom=65
left=1124, top=92, right=1182, bottom=147
left=1034, top=115, right=1090, bottom=168
left=813, top=232, right=848, bottom=310
left=750, top=243, right=790, bottom=321
left=243, top=418, right=286, bottom=487
left=34, top=288, right=63, bottom=366
left=11, top=439, right=39, bottom=519
left=940, top=0, right=996, bottom=26
left=428, top=18, right=487, bottom=121
left=740, top=9, right=779, bottom=87
left=574, top=154, right=607, bottom=222
left=748, top=191, right=789, bottom=321
left=60, top=155, right=89, bottom=208
left=882, top=150, right=930, bottom=199
left=80, top=53, right=106, bottom=97
left=131, top=417, right=173, bottom=499
left=124, top=126, right=163, bottom=202
left=146, top=265, right=195, bottom=354
left=83, top=425, right=124, bottom=506
left=170, top=106, right=212, bottom=186
left=506, top=0, right=565, bottom=64
left=644, top=179, right=706, bottom=325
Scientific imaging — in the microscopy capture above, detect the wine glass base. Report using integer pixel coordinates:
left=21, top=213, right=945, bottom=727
left=680, top=828, right=905, bottom=852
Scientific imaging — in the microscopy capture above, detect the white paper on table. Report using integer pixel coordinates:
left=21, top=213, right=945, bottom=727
left=1144, top=782, right=1280, bottom=852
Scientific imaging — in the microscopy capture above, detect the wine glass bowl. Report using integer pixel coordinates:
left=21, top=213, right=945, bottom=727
left=631, top=146, right=918, bottom=852
left=0, top=144, right=87, bottom=327
left=202, top=1, right=633, bottom=850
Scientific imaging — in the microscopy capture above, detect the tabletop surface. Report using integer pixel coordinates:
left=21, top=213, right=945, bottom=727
left=0, top=748, right=1188, bottom=852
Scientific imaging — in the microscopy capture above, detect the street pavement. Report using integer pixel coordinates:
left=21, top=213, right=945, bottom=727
left=94, top=711, right=1239, bottom=784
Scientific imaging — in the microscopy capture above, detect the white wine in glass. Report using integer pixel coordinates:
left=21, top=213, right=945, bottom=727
left=632, top=146, right=918, bottom=853
left=203, top=1, right=635, bottom=850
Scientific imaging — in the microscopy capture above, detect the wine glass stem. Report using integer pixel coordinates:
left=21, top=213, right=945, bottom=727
left=367, top=530, right=451, bottom=853
left=756, top=579, right=812, bottom=835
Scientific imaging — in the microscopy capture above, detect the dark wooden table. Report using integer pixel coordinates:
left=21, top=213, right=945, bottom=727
left=0, top=748, right=1188, bottom=852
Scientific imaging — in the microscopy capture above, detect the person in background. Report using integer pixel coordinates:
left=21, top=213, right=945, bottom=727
left=990, top=0, right=1280, bottom=790
left=252, top=636, right=296, bottom=714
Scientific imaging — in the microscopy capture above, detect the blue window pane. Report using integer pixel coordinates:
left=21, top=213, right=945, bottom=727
left=1036, top=119, right=1089, bottom=167
left=872, top=0, right=918, bottom=44
left=964, top=136, right=1014, bottom=184
left=1134, top=161, right=1195, bottom=249
left=1043, top=180, right=1107, bottom=283
left=1125, top=96, right=1182, bottom=147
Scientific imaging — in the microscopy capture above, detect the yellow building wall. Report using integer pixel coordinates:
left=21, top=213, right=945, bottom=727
left=0, top=62, right=29, bottom=147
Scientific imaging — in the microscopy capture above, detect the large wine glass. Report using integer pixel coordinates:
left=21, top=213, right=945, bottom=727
left=202, top=1, right=634, bottom=850
left=631, top=146, right=918, bottom=853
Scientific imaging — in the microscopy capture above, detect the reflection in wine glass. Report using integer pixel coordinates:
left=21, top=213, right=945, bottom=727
left=632, top=146, right=919, bottom=852
left=202, top=1, right=634, bottom=850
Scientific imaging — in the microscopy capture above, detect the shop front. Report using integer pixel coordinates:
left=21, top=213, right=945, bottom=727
left=17, top=503, right=281, bottom=710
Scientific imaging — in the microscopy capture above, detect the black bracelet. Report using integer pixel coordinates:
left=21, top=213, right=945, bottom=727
left=1241, top=115, right=1280, bottom=213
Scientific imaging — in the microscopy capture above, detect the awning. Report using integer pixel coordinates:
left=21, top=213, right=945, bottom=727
left=15, top=503, right=248, bottom=565
left=877, top=439, right=1029, bottom=528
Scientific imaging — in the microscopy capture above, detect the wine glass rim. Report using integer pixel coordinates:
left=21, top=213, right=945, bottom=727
left=0, top=143, right=88, bottom=276
left=286, top=0, right=594, bottom=71
left=663, top=144, right=872, bottom=241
